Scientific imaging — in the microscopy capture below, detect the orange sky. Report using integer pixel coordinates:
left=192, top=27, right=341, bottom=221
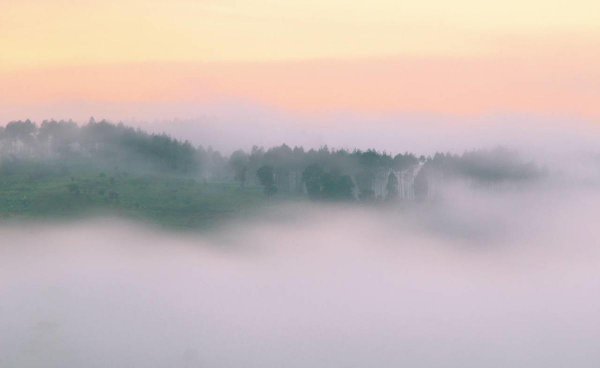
left=1, top=0, right=599, bottom=122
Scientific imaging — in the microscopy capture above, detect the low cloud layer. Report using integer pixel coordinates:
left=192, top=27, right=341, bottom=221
left=1, top=180, right=600, bottom=367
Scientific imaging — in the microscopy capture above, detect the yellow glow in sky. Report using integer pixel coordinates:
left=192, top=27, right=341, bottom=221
left=1, top=0, right=599, bottom=68
left=1, top=0, right=599, bottom=121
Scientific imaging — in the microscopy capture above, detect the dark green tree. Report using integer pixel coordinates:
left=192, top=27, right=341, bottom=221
left=386, top=172, right=399, bottom=200
left=229, top=150, right=249, bottom=187
left=257, top=165, right=277, bottom=196
left=302, top=164, right=324, bottom=199
left=322, top=173, right=354, bottom=200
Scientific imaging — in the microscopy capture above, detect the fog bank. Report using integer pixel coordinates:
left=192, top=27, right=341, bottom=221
left=1, top=183, right=600, bottom=367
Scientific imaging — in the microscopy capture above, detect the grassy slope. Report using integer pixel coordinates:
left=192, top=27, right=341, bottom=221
left=0, top=172, right=267, bottom=229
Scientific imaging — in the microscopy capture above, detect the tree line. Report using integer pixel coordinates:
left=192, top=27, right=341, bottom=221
left=0, top=119, right=543, bottom=201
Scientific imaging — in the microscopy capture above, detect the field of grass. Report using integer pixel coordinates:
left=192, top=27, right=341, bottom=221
left=0, top=170, right=269, bottom=229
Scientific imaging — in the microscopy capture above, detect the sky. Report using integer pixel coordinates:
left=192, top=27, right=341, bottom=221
left=1, top=0, right=599, bottom=143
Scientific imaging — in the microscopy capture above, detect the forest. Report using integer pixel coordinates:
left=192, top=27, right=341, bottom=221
left=0, top=119, right=542, bottom=227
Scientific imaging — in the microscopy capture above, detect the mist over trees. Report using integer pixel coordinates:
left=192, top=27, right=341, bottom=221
left=0, top=119, right=543, bottom=203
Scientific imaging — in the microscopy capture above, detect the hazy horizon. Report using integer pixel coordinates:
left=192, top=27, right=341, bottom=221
left=2, top=113, right=599, bottom=161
